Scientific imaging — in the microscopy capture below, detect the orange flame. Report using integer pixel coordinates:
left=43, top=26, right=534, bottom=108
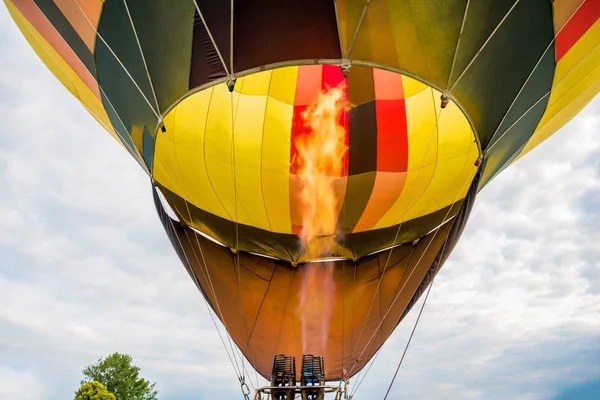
left=295, top=83, right=347, bottom=258
left=295, top=83, right=347, bottom=355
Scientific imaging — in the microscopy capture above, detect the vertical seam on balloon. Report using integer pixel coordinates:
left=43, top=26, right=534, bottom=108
left=486, top=39, right=555, bottom=149
left=202, top=87, right=235, bottom=221
left=446, top=0, right=471, bottom=90
left=272, top=267, right=296, bottom=357
left=487, top=42, right=599, bottom=152
left=122, top=0, right=161, bottom=114
left=346, top=0, right=371, bottom=59
left=260, top=74, right=274, bottom=232
left=394, top=88, right=441, bottom=224
left=242, top=264, right=277, bottom=362
left=230, top=81, right=259, bottom=389
left=450, top=0, right=522, bottom=92
left=192, top=0, right=230, bottom=76
left=391, top=89, right=442, bottom=226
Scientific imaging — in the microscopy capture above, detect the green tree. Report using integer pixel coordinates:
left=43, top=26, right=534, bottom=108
left=74, top=381, right=116, bottom=400
left=81, top=353, right=158, bottom=400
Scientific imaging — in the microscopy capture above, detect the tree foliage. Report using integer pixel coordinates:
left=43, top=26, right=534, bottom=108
left=74, top=381, right=116, bottom=400
left=81, top=353, right=158, bottom=400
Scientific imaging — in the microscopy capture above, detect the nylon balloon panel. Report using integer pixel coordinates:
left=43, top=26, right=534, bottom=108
left=152, top=65, right=479, bottom=262
left=163, top=212, right=453, bottom=381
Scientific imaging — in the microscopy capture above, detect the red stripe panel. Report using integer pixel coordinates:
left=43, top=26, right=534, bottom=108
left=375, top=99, right=408, bottom=172
left=555, top=0, right=600, bottom=61
left=289, top=64, right=350, bottom=235
left=373, top=67, right=404, bottom=100
left=322, top=64, right=349, bottom=176
left=11, top=0, right=101, bottom=99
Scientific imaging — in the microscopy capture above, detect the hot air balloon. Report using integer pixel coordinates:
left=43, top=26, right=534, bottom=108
left=5, top=0, right=599, bottom=397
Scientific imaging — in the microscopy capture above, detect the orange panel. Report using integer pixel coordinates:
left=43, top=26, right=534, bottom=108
left=10, top=0, right=100, bottom=99
left=54, top=0, right=103, bottom=51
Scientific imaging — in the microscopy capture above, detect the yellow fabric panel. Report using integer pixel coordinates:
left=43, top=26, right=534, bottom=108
left=131, top=125, right=144, bottom=152
left=232, top=90, right=271, bottom=230
left=403, top=98, right=478, bottom=221
left=204, top=84, right=254, bottom=225
left=553, top=0, right=586, bottom=33
left=268, top=66, right=299, bottom=104
left=237, top=70, right=272, bottom=95
left=374, top=88, right=438, bottom=228
left=519, top=21, right=600, bottom=157
left=401, top=73, right=429, bottom=98
left=554, top=20, right=600, bottom=83
left=5, top=0, right=120, bottom=145
left=261, top=97, right=293, bottom=234
left=153, top=87, right=233, bottom=219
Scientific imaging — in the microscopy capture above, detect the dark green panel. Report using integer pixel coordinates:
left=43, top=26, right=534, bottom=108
left=353, top=0, right=466, bottom=89
left=402, top=0, right=468, bottom=88
left=142, top=126, right=154, bottom=172
left=157, top=183, right=467, bottom=262
left=345, top=201, right=465, bottom=258
left=339, top=172, right=377, bottom=232
left=451, top=0, right=554, bottom=146
left=96, top=0, right=157, bottom=113
left=481, top=96, right=550, bottom=186
left=95, top=36, right=158, bottom=151
left=347, top=66, right=375, bottom=106
left=33, top=0, right=96, bottom=77
left=100, top=91, right=141, bottom=163
left=448, top=0, right=516, bottom=86
left=480, top=141, right=526, bottom=188
left=490, top=46, right=555, bottom=148
left=124, top=0, right=195, bottom=111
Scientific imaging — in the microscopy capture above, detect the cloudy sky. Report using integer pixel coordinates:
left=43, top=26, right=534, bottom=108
left=1, top=5, right=599, bottom=400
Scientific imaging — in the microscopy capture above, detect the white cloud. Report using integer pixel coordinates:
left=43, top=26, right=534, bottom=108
left=0, top=4, right=599, bottom=400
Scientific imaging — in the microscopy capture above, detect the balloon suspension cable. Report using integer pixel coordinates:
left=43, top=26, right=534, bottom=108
left=348, top=100, right=481, bottom=396
left=382, top=261, right=437, bottom=400
left=156, top=106, right=252, bottom=389
left=230, top=82, right=262, bottom=392
left=348, top=91, right=445, bottom=375
left=351, top=158, right=480, bottom=399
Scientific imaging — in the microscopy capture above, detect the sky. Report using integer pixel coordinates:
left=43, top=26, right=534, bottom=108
left=1, top=5, right=599, bottom=400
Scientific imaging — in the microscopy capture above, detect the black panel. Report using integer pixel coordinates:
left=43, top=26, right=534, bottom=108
left=190, top=8, right=228, bottom=88
left=348, top=101, right=378, bottom=175
left=233, top=0, right=341, bottom=72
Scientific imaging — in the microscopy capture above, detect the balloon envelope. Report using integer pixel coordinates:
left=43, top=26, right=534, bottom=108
left=6, top=0, right=599, bottom=380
